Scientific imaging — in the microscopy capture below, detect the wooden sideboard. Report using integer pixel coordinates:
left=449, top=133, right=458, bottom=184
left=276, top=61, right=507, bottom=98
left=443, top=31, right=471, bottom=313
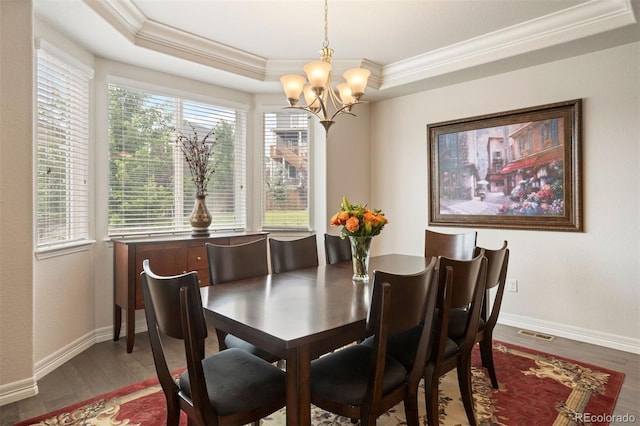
left=113, top=232, right=267, bottom=353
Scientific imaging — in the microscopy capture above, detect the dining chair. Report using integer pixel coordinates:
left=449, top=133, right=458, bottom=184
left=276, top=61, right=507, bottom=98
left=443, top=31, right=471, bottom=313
left=360, top=251, right=486, bottom=425
left=424, top=229, right=477, bottom=260
left=140, top=260, right=286, bottom=426
left=424, top=251, right=487, bottom=426
left=324, top=233, right=352, bottom=264
left=205, top=239, right=280, bottom=363
left=269, top=234, right=319, bottom=273
left=308, top=258, right=439, bottom=426
left=472, top=241, right=509, bottom=389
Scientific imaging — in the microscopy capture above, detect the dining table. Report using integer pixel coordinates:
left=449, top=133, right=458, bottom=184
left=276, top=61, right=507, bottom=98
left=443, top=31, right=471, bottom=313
left=199, top=253, right=431, bottom=426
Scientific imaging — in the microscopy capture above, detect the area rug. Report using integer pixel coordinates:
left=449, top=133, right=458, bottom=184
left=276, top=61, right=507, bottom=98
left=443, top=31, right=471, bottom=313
left=16, top=341, right=624, bottom=426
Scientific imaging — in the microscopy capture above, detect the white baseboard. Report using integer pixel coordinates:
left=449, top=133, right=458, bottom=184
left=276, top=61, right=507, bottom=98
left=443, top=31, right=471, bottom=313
left=34, top=331, right=96, bottom=380
left=0, top=320, right=148, bottom=407
left=0, top=377, right=38, bottom=406
left=498, top=313, right=640, bottom=355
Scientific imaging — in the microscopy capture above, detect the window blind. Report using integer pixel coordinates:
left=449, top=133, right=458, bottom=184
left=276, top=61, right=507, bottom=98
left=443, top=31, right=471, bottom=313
left=36, top=42, right=92, bottom=249
left=108, top=84, right=247, bottom=236
left=262, top=111, right=310, bottom=229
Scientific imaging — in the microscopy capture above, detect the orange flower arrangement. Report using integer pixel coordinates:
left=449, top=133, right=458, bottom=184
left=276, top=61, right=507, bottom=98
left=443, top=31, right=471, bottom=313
left=330, top=197, right=388, bottom=237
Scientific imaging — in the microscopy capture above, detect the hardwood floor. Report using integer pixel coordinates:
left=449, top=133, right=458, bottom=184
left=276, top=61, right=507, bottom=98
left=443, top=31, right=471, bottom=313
left=1, top=323, right=638, bottom=425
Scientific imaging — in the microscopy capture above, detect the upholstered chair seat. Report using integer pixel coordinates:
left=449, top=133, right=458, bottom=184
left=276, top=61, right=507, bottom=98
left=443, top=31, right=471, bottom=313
left=310, top=345, right=408, bottom=406
left=178, top=347, right=285, bottom=417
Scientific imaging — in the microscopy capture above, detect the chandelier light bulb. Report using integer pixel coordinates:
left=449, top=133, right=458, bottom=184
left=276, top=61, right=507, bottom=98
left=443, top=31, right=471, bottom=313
left=303, top=85, right=321, bottom=113
left=343, top=68, right=371, bottom=99
left=280, top=74, right=307, bottom=106
left=303, top=61, right=332, bottom=89
left=336, top=83, right=355, bottom=105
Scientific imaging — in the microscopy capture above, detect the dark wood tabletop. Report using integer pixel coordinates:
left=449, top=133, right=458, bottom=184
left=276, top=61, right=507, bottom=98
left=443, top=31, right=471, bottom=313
left=200, top=253, right=430, bottom=426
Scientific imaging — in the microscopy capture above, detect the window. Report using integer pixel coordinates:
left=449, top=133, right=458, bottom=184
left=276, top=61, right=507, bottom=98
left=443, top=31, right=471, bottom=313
left=36, top=41, right=92, bottom=249
left=108, top=84, right=247, bottom=236
left=262, top=111, right=310, bottom=229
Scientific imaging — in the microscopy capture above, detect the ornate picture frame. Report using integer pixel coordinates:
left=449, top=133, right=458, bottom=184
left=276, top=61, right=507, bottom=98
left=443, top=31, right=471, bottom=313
left=427, top=99, right=583, bottom=232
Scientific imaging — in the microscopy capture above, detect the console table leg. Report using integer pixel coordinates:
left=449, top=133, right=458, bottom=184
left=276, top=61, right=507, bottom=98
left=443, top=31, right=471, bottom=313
left=113, top=304, right=122, bottom=341
left=126, top=307, right=135, bottom=353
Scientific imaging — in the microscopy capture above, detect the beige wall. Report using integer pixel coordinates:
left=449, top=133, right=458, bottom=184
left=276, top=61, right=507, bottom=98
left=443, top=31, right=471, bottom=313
left=325, top=102, right=371, bottom=241
left=0, top=0, right=36, bottom=401
left=370, top=41, right=640, bottom=349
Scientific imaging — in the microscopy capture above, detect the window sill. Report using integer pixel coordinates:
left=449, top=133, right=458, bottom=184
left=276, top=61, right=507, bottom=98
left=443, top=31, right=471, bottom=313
left=35, top=240, right=95, bottom=260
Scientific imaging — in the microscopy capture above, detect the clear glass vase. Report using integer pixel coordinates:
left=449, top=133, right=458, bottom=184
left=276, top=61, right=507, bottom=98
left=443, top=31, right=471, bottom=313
left=349, top=236, right=372, bottom=282
left=190, top=194, right=212, bottom=235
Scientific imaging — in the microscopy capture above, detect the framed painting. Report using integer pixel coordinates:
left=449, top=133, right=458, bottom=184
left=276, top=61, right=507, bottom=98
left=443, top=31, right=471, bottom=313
left=427, top=99, right=582, bottom=231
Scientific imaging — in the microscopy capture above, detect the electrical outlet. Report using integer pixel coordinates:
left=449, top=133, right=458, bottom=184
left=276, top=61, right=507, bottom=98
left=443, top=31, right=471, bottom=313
left=507, top=279, right=518, bottom=292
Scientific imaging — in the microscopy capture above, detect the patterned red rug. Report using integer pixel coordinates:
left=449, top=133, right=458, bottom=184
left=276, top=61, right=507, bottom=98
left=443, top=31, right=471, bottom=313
left=16, top=341, right=624, bottom=426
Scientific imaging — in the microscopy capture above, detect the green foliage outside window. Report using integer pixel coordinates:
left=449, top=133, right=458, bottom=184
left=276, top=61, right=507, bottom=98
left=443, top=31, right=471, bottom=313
left=108, top=86, right=176, bottom=231
left=108, top=85, right=245, bottom=235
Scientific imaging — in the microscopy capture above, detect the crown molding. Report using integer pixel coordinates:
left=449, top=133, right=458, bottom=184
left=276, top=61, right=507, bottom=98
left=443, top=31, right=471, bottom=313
left=85, top=0, right=145, bottom=43
left=85, top=0, right=268, bottom=80
left=136, top=19, right=268, bottom=80
left=85, top=0, right=636, bottom=91
left=381, top=0, right=637, bottom=89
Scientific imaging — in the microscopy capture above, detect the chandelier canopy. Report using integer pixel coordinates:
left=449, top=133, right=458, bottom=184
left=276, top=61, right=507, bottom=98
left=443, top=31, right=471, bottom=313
left=280, top=0, right=371, bottom=133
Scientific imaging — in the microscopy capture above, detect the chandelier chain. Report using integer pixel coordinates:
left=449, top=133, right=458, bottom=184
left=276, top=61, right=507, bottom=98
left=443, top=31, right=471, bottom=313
left=323, top=0, right=329, bottom=48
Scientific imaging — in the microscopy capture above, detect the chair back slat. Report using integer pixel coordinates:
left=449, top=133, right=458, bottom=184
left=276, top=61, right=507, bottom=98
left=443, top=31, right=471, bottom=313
left=439, top=250, right=485, bottom=310
left=206, top=238, right=269, bottom=285
left=324, top=233, right=352, bottom=264
left=142, top=259, right=206, bottom=341
left=425, top=229, right=477, bottom=260
left=269, top=235, right=319, bottom=273
left=474, top=241, right=508, bottom=290
left=474, top=241, right=509, bottom=327
left=180, top=286, right=217, bottom=421
left=368, top=262, right=436, bottom=336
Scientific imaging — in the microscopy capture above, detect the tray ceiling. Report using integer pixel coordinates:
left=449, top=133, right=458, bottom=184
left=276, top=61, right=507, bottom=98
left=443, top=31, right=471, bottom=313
left=34, top=0, right=639, bottom=100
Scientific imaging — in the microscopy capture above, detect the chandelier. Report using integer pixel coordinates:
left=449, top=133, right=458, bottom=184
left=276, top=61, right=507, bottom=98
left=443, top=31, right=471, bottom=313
left=279, top=0, right=371, bottom=133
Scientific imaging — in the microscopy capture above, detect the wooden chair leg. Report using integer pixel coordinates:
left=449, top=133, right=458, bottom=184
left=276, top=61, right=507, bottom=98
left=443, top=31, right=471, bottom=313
left=215, top=329, right=228, bottom=351
left=166, top=409, right=180, bottom=426
left=457, top=354, right=477, bottom=426
left=165, top=394, right=180, bottom=426
left=424, top=368, right=440, bottom=426
left=403, top=395, right=420, bottom=426
left=479, top=337, right=499, bottom=388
